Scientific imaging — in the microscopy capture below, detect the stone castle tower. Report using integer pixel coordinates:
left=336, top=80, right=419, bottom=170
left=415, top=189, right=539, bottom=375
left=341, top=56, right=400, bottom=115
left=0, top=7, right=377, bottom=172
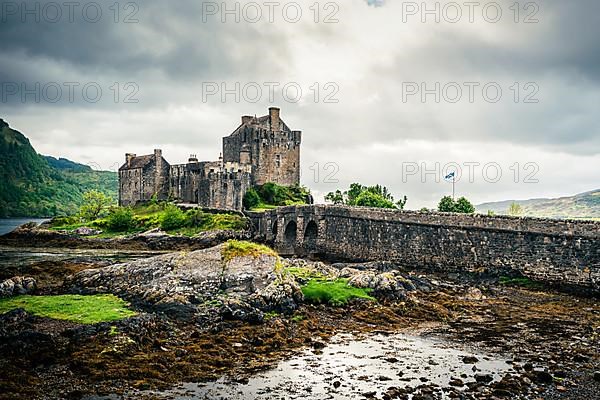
left=118, top=108, right=301, bottom=210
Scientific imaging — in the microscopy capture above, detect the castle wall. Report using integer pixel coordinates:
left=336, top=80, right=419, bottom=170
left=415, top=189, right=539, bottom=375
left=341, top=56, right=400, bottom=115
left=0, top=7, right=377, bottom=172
left=119, top=155, right=170, bottom=206
left=223, top=127, right=301, bottom=186
left=250, top=205, right=600, bottom=293
left=121, top=108, right=301, bottom=210
left=119, top=168, right=142, bottom=206
left=253, top=130, right=301, bottom=186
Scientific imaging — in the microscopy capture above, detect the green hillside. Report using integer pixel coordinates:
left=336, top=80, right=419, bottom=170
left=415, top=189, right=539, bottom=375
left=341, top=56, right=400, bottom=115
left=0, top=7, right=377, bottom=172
left=476, top=190, right=600, bottom=220
left=0, top=119, right=117, bottom=218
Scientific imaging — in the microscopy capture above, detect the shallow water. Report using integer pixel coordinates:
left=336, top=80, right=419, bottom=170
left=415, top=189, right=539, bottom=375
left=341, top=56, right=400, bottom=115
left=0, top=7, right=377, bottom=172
left=0, top=246, right=165, bottom=268
left=149, top=332, right=512, bottom=400
left=0, top=218, right=48, bottom=236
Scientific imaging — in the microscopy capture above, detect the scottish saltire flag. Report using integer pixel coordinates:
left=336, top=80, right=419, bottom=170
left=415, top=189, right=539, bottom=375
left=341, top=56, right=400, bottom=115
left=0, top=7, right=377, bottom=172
left=444, top=172, right=456, bottom=181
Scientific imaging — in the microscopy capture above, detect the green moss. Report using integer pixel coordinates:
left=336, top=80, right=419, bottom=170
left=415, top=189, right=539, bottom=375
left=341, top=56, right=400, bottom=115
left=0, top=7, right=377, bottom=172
left=291, top=313, right=305, bottom=322
left=301, top=279, right=376, bottom=307
left=499, top=276, right=544, bottom=289
left=285, top=267, right=326, bottom=282
left=221, top=240, right=278, bottom=262
left=264, top=311, right=280, bottom=321
left=0, top=294, right=136, bottom=324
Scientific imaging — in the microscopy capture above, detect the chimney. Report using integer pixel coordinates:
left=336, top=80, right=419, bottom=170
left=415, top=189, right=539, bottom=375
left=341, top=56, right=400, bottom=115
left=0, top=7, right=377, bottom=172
left=269, top=107, right=280, bottom=131
left=126, top=153, right=136, bottom=168
left=241, top=115, right=253, bottom=124
left=154, top=149, right=163, bottom=170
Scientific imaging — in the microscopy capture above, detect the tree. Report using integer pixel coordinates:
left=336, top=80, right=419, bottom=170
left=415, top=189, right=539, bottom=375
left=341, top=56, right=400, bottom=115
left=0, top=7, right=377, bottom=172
left=396, top=195, right=408, bottom=210
left=79, top=190, right=112, bottom=221
left=325, top=183, right=407, bottom=210
left=438, top=196, right=456, bottom=213
left=438, top=196, right=475, bottom=214
left=455, top=197, right=475, bottom=214
left=508, top=202, right=523, bottom=216
left=354, top=191, right=396, bottom=209
left=324, top=190, right=344, bottom=205
left=346, top=183, right=367, bottom=205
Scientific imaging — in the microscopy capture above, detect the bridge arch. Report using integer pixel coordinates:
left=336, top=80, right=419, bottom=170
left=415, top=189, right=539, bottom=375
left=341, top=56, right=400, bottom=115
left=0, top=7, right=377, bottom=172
left=284, top=220, right=297, bottom=247
left=304, top=220, right=318, bottom=250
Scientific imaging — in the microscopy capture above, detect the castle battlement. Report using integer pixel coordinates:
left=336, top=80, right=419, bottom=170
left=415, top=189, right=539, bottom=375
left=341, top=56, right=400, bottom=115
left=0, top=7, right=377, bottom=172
left=119, top=108, right=301, bottom=210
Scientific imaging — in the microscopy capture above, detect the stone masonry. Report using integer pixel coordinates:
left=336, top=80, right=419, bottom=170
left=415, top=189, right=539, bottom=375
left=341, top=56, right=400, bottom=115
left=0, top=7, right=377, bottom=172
left=249, top=205, right=600, bottom=293
left=119, top=108, right=301, bottom=210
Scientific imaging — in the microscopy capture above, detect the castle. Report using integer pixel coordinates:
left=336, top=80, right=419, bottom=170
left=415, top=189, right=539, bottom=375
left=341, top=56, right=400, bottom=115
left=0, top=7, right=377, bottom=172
left=119, top=108, right=302, bottom=210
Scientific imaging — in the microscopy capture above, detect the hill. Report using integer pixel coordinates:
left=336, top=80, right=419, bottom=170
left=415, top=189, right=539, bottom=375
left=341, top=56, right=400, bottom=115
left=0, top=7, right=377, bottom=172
left=476, top=189, right=600, bottom=220
left=0, top=118, right=117, bottom=218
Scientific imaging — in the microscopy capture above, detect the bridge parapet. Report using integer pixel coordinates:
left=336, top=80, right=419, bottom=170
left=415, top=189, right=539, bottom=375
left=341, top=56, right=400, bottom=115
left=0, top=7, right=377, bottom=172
left=247, top=205, right=600, bottom=292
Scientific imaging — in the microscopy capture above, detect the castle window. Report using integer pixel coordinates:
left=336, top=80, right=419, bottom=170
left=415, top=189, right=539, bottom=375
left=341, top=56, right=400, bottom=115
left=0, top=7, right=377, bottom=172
left=275, top=154, right=281, bottom=168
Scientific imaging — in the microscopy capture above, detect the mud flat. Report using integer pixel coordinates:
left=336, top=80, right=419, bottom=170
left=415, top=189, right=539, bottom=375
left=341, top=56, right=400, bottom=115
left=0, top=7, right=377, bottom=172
left=0, top=243, right=599, bottom=399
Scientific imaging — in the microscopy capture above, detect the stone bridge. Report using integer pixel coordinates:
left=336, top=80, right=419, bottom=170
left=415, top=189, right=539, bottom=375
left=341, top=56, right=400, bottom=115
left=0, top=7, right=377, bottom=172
left=247, top=205, right=600, bottom=292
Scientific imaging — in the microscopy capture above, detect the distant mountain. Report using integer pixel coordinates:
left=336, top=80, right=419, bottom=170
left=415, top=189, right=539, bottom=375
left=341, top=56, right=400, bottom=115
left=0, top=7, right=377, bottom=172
left=476, top=190, right=600, bottom=220
left=44, top=156, right=93, bottom=173
left=0, top=118, right=117, bottom=217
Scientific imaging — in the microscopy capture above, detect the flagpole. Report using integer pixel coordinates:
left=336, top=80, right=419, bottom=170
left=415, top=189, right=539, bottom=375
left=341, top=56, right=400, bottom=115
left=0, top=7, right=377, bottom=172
left=452, top=176, right=455, bottom=200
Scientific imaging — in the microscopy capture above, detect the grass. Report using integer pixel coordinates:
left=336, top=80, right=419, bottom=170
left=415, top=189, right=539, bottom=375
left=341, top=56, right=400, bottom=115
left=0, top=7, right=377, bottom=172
left=0, top=294, right=136, bottom=324
left=301, top=279, right=376, bottom=307
left=221, top=240, right=278, bottom=262
left=49, top=202, right=248, bottom=237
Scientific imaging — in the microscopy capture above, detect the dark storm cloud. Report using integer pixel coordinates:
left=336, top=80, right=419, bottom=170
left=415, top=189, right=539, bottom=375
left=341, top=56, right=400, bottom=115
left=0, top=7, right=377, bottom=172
left=0, top=0, right=599, bottom=157
left=0, top=0, right=293, bottom=108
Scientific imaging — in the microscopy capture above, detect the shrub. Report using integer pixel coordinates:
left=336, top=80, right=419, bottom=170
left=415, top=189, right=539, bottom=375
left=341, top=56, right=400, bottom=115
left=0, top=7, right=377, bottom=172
left=243, top=188, right=261, bottom=209
left=159, top=204, right=188, bottom=231
left=106, top=207, right=135, bottom=232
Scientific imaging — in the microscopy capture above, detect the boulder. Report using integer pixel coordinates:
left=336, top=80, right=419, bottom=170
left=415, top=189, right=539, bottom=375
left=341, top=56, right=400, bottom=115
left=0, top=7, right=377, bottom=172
left=347, top=271, right=414, bottom=301
left=65, top=244, right=302, bottom=326
left=0, top=276, right=37, bottom=297
left=73, top=227, right=102, bottom=236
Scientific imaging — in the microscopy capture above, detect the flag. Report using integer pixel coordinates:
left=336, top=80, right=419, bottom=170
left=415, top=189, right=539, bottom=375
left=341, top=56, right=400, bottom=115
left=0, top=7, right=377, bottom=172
left=444, top=172, right=456, bottom=181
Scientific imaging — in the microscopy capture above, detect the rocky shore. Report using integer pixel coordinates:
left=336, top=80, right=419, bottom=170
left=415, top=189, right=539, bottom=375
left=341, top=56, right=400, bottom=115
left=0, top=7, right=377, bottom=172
left=0, top=225, right=599, bottom=399
left=0, top=222, right=250, bottom=251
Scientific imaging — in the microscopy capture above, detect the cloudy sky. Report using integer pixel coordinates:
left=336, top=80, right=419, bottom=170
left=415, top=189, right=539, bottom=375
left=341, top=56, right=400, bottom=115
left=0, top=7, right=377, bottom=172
left=1, top=0, right=599, bottom=208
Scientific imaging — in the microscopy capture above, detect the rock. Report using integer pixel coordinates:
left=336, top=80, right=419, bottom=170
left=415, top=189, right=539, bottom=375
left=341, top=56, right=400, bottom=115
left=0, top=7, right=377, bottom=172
left=462, top=356, right=479, bottom=364
left=0, top=276, right=37, bottom=297
left=475, top=374, right=494, bottom=384
left=593, top=371, right=600, bottom=382
left=333, top=381, right=341, bottom=389
left=65, top=244, right=301, bottom=328
left=449, top=378, right=464, bottom=387
left=73, top=227, right=102, bottom=236
left=463, top=287, right=485, bottom=300
left=532, top=370, right=553, bottom=384
left=347, top=271, right=414, bottom=301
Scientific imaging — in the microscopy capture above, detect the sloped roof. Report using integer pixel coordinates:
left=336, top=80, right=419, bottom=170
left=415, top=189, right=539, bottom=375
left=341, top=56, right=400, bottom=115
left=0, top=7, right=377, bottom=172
left=228, top=113, right=292, bottom=137
left=119, top=154, right=153, bottom=171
